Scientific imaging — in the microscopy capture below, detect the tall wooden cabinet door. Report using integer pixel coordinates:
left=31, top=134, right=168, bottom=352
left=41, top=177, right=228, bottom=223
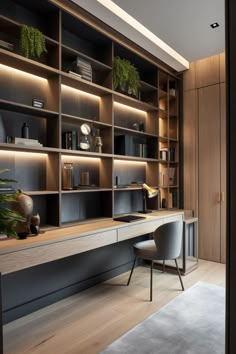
left=183, top=90, right=198, bottom=215
left=220, top=83, right=226, bottom=263
left=198, top=85, right=221, bottom=262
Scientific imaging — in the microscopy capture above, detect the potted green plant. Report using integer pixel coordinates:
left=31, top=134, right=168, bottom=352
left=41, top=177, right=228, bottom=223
left=20, top=24, right=47, bottom=59
left=113, top=56, right=140, bottom=98
left=0, top=169, right=25, bottom=238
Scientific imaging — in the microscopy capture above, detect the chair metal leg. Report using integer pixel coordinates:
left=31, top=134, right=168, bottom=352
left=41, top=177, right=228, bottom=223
left=174, top=258, right=184, bottom=291
left=127, top=256, right=137, bottom=286
left=163, top=260, right=165, bottom=272
left=150, top=261, right=153, bottom=302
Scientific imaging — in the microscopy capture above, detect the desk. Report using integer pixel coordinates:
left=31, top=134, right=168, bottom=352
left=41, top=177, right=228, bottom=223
left=0, top=210, right=183, bottom=354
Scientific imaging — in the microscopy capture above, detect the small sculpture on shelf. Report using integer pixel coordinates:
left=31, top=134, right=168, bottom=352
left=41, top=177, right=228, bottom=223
left=94, top=129, right=103, bottom=153
left=30, top=213, right=40, bottom=235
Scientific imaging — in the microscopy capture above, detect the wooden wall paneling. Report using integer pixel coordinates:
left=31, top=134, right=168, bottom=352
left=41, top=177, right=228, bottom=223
left=100, top=94, right=112, bottom=124
left=183, top=90, right=198, bottom=215
left=220, top=52, right=226, bottom=83
left=220, top=82, right=226, bottom=264
left=183, top=62, right=196, bottom=91
left=198, top=85, right=221, bottom=262
left=196, top=54, right=220, bottom=88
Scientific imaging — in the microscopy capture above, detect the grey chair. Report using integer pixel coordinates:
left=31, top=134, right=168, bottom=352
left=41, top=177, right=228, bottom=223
left=127, top=220, right=184, bottom=301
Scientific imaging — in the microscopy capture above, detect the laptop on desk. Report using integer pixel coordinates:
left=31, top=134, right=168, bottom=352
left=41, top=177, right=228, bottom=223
left=113, top=215, right=146, bottom=223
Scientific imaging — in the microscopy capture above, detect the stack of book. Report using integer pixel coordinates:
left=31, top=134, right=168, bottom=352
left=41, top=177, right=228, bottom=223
left=72, top=56, right=92, bottom=82
left=62, top=131, right=77, bottom=150
left=13, top=137, right=42, bottom=147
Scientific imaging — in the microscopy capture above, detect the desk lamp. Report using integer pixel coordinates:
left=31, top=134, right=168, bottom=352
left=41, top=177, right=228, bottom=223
left=139, top=183, right=158, bottom=214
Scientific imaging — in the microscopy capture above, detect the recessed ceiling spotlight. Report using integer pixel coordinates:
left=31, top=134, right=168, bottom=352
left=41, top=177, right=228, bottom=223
left=210, top=22, right=219, bottom=29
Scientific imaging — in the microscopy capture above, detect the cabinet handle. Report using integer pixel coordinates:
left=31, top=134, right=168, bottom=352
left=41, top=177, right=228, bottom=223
left=217, top=192, right=221, bottom=203
left=221, top=192, right=225, bottom=202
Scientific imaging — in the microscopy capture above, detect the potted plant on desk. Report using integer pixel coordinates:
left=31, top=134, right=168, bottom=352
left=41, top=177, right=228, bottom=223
left=0, top=169, right=25, bottom=239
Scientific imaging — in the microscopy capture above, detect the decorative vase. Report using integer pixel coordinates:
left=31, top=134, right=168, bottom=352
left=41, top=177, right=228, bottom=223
left=0, top=114, right=6, bottom=142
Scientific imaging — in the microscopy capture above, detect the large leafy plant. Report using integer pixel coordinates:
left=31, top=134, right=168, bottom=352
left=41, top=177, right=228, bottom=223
left=20, top=24, right=47, bottom=59
left=113, top=56, right=140, bottom=98
left=0, top=169, right=25, bottom=237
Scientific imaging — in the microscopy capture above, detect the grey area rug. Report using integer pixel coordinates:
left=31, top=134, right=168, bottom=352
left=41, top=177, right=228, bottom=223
left=100, top=281, right=225, bottom=354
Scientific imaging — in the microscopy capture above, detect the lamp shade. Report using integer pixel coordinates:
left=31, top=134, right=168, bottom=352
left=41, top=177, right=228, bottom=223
left=142, top=183, right=158, bottom=198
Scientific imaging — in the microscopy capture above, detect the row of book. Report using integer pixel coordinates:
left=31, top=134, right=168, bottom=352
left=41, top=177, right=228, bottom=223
left=160, top=147, right=176, bottom=161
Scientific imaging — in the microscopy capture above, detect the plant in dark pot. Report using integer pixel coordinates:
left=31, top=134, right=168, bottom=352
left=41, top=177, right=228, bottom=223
left=20, top=24, right=47, bottom=59
left=0, top=169, right=26, bottom=239
left=113, top=56, right=140, bottom=98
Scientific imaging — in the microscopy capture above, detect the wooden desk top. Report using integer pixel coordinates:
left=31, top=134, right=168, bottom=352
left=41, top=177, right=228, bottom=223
left=0, top=210, right=184, bottom=274
left=0, top=210, right=183, bottom=253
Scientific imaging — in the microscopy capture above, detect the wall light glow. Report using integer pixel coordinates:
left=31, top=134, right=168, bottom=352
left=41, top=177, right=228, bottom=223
left=0, top=64, right=48, bottom=83
left=114, top=102, right=147, bottom=115
left=0, top=150, right=47, bottom=158
left=62, top=155, right=101, bottom=162
left=62, top=84, right=101, bottom=101
left=114, top=159, right=146, bottom=166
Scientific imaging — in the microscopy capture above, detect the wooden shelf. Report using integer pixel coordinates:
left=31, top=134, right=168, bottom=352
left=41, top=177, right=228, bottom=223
left=114, top=154, right=158, bottom=162
left=0, top=48, right=59, bottom=78
left=61, top=113, right=112, bottom=127
left=0, top=0, right=180, bottom=228
left=62, top=188, right=112, bottom=193
left=61, top=71, right=112, bottom=97
left=0, top=143, right=59, bottom=153
left=114, top=125, right=158, bottom=138
left=113, top=91, right=158, bottom=112
left=0, top=99, right=59, bottom=118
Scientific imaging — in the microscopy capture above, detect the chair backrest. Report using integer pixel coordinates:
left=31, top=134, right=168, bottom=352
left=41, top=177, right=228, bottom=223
left=153, top=220, right=183, bottom=260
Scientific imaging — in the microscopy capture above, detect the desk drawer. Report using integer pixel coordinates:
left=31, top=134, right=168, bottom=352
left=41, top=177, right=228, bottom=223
left=0, top=229, right=117, bottom=274
left=117, top=219, right=163, bottom=242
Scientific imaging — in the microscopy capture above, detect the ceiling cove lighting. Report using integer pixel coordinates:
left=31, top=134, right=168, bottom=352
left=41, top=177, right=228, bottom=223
left=96, top=0, right=189, bottom=70
left=210, top=22, right=220, bottom=29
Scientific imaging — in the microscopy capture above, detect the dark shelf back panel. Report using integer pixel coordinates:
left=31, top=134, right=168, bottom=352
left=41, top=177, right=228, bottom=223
left=62, top=11, right=112, bottom=66
left=114, top=189, right=143, bottom=215
left=32, top=194, right=59, bottom=226
left=61, top=191, right=112, bottom=223
left=0, top=0, right=59, bottom=40
left=61, top=85, right=99, bottom=119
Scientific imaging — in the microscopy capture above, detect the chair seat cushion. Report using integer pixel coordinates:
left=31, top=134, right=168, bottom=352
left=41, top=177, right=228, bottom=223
left=133, top=240, right=158, bottom=260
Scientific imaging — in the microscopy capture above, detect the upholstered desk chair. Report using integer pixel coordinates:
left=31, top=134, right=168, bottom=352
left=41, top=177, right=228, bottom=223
left=127, top=220, right=184, bottom=301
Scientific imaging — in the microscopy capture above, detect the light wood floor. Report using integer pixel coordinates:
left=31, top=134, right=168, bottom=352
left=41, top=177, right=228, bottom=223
left=3, top=259, right=225, bottom=354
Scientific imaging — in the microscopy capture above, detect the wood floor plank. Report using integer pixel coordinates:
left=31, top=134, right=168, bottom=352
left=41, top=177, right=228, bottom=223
left=3, top=259, right=225, bottom=354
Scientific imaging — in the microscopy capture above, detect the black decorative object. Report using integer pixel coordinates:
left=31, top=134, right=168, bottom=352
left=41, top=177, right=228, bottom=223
left=21, top=122, right=29, bottom=139
left=32, top=99, right=44, bottom=109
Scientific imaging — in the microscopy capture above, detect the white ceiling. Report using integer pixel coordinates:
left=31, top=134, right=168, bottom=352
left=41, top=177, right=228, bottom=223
left=71, top=0, right=225, bottom=72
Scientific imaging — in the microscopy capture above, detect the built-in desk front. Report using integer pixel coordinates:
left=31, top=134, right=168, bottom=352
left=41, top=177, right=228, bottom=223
left=0, top=211, right=183, bottom=325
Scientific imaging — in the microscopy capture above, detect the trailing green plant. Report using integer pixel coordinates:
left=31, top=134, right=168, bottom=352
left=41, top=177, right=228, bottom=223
left=0, top=169, right=25, bottom=237
left=113, top=56, right=140, bottom=98
left=20, top=24, right=47, bottom=59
